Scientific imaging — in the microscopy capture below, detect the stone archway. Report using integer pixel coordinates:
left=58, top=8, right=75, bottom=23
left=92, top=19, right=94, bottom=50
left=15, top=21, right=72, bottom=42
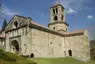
left=11, top=40, right=19, bottom=54
left=30, top=53, right=34, bottom=58
left=68, top=50, right=72, bottom=56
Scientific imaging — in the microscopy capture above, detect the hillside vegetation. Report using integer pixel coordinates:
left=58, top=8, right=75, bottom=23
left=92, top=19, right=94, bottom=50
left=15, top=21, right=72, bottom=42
left=0, top=49, right=36, bottom=64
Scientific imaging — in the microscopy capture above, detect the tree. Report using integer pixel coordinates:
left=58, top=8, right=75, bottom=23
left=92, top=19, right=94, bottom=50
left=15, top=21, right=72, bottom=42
left=88, top=22, right=95, bottom=60
left=1, top=19, right=7, bottom=32
left=90, top=40, right=95, bottom=60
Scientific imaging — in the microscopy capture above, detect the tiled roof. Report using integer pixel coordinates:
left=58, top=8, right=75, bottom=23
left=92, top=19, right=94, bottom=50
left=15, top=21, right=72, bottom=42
left=0, top=34, right=5, bottom=39
left=31, top=21, right=85, bottom=36
left=31, top=22, right=49, bottom=29
left=5, top=15, right=86, bottom=37
left=50, top=2, right=65, bottom=9
left=64, top=29, right=86, bottom=36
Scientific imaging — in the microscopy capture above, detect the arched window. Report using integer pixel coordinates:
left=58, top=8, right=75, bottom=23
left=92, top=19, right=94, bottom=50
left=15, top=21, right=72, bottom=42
left=61, top=15, right=64, bottom=20
left=61, top=8, right=64, bottom=12
left=53, top=9, right=55, bottom=14
left=14, top=21, right=18, bottom=28
left=56, top=8, right=58, bottom=13
left=54, top=16, right=58, bottom=21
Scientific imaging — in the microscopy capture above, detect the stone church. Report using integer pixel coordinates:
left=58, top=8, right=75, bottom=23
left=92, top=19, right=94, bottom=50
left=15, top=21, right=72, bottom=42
left=0, top=1, right=90, bottom=61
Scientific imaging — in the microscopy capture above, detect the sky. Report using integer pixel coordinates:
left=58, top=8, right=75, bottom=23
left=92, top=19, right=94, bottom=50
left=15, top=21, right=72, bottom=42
left=0, top=0, right=95, bottom=32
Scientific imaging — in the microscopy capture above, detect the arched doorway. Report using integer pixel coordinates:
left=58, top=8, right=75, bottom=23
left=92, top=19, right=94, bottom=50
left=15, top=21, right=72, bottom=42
left=11, top=40, right=19, bottom=54
left=30, top=53, right=34, bottom=58
left=68, top=50, right=72, bottom=56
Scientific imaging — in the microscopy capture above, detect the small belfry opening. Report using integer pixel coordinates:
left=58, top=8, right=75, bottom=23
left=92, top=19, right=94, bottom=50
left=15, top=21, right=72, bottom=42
left=56, top=8, right=58, bottom=13
left=11, top=40, right=19, bottom=54
left=68, top=50, right=72, bottom=56
left=61, top=15, right=64, bottom=21
left=53, top=9, right=55, bottom=14
left=54, top=16, right=58, bottom=21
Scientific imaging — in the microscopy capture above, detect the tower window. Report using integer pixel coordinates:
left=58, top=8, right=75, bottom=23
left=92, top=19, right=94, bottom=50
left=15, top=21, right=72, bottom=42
left=61, top=15, right=64, bottom=20
left=61, top=7, right=64, bottom=12
left=53, top=9, right=55, bottom=14
left=61, top=8, right=63, bottom=12
left=54, top=16, right=58, bottom=21
left=56, top=8, right=58, bottom=13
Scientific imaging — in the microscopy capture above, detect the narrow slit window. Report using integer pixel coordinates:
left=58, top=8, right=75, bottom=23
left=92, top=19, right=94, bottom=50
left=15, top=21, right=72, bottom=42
left=61, top=15, right=64, bottom=20
left=53, top=9, right=55, bottom=14
left=56, top=8, right=58, bottom=13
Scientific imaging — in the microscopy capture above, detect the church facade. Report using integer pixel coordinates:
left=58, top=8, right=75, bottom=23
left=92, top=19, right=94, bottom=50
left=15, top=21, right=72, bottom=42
left=0, top=2, right=90, bottom=61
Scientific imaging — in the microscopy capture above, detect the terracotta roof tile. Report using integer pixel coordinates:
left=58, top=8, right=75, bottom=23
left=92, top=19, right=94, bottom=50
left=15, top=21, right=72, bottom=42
left=64, top=29, right=86, bottom=35
left=0, top=34, right=5, bottom=38
left=31, top=21, right=85, bottom=36
left=31, top=21, right=49, bottom=29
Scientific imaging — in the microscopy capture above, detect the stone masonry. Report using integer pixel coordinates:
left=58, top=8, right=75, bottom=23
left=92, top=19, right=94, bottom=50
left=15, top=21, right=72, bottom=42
left=0, top=2, right=90, bottom=61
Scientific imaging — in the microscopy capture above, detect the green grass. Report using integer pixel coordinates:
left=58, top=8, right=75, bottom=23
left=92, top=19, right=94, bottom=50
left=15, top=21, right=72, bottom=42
left=28, top=58, right=86, bottom=64
left=29, top=58, right=95, bottom=64
left=86, top=60, right=95, bottom=64
left=1, top=49, right=95, bottom=64
left=0, top=49, right=36, bottom=64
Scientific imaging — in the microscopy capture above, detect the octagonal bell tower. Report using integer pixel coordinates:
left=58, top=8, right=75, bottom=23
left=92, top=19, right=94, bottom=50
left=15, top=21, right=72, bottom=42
left=48, top=1, right=69, bottom=33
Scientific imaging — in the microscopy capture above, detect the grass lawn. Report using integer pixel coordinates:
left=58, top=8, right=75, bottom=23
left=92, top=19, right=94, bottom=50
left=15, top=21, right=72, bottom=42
left=0, top=49, right=95, bottom=64
left=86, top=60, right=95, bottom=64
left=28, top=58, right=86, bottom=64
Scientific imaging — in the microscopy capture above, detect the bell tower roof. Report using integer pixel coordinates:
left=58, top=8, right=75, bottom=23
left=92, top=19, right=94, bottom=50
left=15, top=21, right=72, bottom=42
left=51, top=0, right=65, bottom=9
left=55, top=0, right=60, bottom=5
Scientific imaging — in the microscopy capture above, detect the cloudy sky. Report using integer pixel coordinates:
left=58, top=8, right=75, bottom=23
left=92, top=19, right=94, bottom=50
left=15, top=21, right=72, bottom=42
left=0, top=0, right=95, bottom=32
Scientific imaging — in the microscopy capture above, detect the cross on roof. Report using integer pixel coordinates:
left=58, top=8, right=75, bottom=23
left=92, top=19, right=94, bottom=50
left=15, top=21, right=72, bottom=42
left=56, top=0, right=60, bottom=3
left=55, top=0, right=60, bottom=5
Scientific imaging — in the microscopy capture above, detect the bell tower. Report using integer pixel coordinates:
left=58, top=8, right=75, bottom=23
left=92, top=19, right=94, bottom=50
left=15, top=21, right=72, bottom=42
left=48, top=0, right=69, bottom=33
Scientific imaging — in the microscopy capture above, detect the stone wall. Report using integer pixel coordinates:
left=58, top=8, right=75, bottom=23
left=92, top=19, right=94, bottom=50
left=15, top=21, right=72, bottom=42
left=49, top=23, right=68, bottom=32
left=30, top=27, right=65, bottom=58
left=5, top=26, right=28, bottom=54
left=29, top=27, right=90, bottom=61
left=64, top=31, right=90, bottom=61
left=0, top=38, right=5, bottom=50
left=4, top=23, right=90, bottom=61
